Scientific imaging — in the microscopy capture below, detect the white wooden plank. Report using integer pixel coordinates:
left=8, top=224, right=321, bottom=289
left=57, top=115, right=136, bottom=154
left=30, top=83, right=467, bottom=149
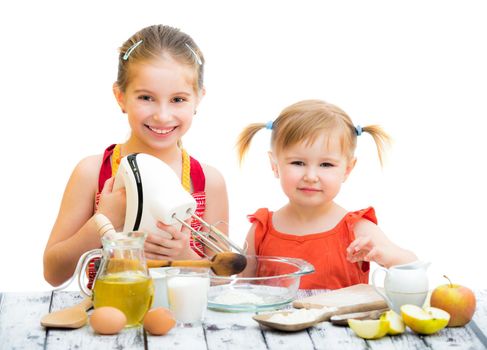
left=147, top=324, right=206, bottom=350
left=45, top=291, right=145, bottom=350
left=471, top=289, right=487, bottom=345
left=368, top=330, right=428, bottom=350
left=1, top=289, right=485, bottom=349
left=262, top=326, right=314, bottom=350
left=309, top=321, right=367, bottom=350
left=0, top=291, right=51, bottom=350
left=310, top=322, right=434, bottom=350
left=367, top=329, right=431, bottom=350
left=311, top=312, right=482, bottom=350
left=204, top=309, right=268, bottom=350
left=340, top=315, right=484, bottom=350
left=422, top=325, right=485, bottom=349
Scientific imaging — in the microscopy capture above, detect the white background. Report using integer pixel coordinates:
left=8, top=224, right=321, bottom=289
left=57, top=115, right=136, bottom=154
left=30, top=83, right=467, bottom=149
left=0, top=0, right=485, bottom=292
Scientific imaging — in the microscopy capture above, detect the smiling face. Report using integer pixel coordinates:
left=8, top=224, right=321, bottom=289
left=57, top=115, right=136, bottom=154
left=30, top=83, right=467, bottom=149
left=270, top=133, right=355, bottom=208
left=114, top=55, right=202, bottom=153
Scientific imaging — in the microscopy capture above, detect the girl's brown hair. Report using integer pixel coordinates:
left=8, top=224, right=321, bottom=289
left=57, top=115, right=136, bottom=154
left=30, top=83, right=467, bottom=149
left=116, top=24, right=204, bottom=93
left=236, top=99, right=391, bottom=166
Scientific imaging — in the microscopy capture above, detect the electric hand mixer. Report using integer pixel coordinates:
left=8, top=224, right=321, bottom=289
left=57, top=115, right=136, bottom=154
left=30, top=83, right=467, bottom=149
left=113, top=153, right=243, bottom=257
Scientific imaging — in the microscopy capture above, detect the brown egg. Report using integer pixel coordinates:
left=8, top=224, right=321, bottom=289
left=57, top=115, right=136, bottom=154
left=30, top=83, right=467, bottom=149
left=143, top=307, right=176, bottom=335
left=89, top=306, right=127, bottom=335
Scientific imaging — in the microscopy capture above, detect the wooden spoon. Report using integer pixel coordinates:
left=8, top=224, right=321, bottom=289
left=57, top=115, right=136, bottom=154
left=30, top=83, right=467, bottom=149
left=91, top=216, right=247, bottom=276
left=253, top=305, right=390, bottom=332
left=253, top=307, right=339, bottom=332
left=41, top=297, right=92, bottom=329
left=147, top=252, right=247, bottom=276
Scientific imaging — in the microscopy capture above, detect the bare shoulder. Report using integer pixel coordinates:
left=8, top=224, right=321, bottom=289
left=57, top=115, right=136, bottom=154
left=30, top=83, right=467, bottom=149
left=200, top=163, right=227, bottom=192
left=71, top=154, right=104, bottom=182
left=64, top=154, right=104, bottom=195
left=76, top=154, right=103, bottom=172
left=199, top=163, right=228, bottom=233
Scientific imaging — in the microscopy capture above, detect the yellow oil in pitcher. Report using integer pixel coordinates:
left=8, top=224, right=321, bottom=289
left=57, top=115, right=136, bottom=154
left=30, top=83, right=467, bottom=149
left=93, top=272, right=154, bottom=327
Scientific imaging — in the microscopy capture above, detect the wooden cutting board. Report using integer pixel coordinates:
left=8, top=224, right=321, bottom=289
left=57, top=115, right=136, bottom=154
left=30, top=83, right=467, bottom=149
left=293, top=284, right=388, bottom=317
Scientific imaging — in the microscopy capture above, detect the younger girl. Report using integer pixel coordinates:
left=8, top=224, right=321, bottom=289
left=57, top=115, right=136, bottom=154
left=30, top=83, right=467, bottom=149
left=237, top=99, right=416, bottom=289
left=44, top=24, right=228, bottom=287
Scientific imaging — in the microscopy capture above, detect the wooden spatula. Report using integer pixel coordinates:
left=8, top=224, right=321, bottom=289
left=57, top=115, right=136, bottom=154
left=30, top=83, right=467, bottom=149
left=40, top=297, right=93, bottom=329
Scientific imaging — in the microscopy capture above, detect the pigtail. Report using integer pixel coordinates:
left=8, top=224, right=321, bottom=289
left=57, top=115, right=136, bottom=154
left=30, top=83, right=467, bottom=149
left=236, top=123, right=266, bottom=166
left=362, top=125, right=392, bottom=167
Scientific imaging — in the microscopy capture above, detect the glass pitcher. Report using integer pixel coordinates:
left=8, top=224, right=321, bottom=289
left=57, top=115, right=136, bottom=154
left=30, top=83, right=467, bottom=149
left=78, top=231, right=154, bottom=327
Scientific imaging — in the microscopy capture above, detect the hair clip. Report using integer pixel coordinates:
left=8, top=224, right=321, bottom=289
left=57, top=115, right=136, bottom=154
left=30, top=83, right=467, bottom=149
left=355, top=125, right=363, bottom=136
left=184, top=43, right=202, bottom=65
left=123, top=40, right=143, bottom=61
left=265, top=120, right=274, bottom=130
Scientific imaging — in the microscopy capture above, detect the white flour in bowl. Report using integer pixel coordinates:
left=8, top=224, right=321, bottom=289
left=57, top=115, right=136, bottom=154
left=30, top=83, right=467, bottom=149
left=213, top=290, right=266, bottom=305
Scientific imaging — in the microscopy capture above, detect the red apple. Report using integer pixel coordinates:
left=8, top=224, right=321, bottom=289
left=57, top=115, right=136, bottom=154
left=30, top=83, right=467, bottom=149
left=430, top=275, right=476, bottom=327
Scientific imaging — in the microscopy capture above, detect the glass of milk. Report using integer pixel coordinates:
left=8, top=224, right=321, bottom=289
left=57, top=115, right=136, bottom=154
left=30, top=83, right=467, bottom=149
left=150, top=267, right=179, bottom=308
left=166, top=267, right=210, bottom=327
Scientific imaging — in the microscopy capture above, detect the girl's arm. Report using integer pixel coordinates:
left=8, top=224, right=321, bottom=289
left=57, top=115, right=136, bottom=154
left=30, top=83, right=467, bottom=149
left=43, top=156, right=101, bottom=286
left=201, top=164, right=229, bottom=256
left=244, top=224, right=256, bottom=257
left=242, top=223, right=257, bottom=277
left=43, top=155, right=125, bottom=286
left=346, top=219, right=417, bottom=268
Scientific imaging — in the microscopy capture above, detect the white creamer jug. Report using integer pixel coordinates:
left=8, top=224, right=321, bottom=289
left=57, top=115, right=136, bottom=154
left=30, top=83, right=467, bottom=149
left=372, top=260, right=430, bottom=314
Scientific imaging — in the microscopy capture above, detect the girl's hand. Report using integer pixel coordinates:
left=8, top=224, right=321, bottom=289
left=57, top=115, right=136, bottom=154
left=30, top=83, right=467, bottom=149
left=346, top=235, right=387, bottom=265
left=144, top=220, right=199, bottom=260
left=346, top=219, right=417, bottom=267
left=96, top=177, right=126, bottom=231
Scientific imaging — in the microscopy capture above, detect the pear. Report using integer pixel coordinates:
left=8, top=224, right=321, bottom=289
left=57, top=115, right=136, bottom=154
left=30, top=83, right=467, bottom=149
left=380, top=310, right=405, bottom=335
left=348, top=318, right=390, bottom=340
left=400, top=304, right=450, bottom=335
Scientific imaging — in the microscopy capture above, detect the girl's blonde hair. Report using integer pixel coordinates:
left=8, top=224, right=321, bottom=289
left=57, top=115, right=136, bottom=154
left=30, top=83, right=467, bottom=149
left=236, top=99, right=391, bottom=166
left=116, top=24, right=204, bottom=93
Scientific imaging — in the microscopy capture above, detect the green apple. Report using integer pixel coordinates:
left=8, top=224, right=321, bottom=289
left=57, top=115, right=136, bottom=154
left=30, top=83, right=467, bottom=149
left=348, top=318, right=389, bottom=340
left=401, top=304, right=450, bottom=335
left=380, top=310, right=405, bottom=335
left=430, top=275, right=476, bottom=327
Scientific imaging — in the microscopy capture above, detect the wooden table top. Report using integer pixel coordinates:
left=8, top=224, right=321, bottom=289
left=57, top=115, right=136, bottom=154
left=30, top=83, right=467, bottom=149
left=1, top=289, right=486, bottom=350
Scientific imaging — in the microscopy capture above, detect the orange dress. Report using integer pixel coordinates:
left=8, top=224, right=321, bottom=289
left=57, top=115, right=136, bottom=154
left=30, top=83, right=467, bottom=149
left=248, top=207, right=377, bottom=289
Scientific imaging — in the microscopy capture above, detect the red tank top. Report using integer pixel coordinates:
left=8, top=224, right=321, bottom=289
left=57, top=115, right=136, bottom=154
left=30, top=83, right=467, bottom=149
left=97, top=144, right=207, bottom=251
left=248, top=207, right=376, bottom=289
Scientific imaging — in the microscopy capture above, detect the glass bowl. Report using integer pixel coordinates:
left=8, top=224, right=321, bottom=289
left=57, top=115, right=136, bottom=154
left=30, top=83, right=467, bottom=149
left=207, top=255, right=314, bottom=312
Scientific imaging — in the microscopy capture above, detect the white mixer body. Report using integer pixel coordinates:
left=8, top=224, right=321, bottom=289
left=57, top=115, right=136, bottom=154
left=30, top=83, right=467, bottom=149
left=113, top=153, right=197, bottom=237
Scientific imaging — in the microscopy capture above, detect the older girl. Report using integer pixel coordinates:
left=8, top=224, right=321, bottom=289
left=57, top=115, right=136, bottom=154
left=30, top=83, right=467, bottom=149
left=44, top=25, right=228, bottom=286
